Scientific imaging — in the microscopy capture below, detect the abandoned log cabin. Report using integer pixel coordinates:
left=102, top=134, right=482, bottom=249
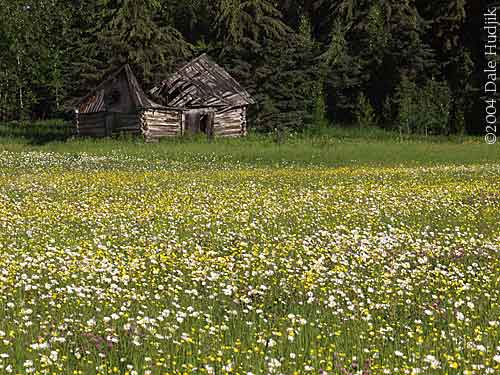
left=150, top=54, right=255, bottom=137
left=75, top=64, right=183, bottom=140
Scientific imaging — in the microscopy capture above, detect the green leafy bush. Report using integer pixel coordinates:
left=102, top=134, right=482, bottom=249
left=356, top=93, right=377, bottom=129
left=394, top=77, right=451, bottom=136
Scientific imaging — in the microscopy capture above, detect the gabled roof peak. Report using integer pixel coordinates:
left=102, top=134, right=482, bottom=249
left=77, top=64, right=164, bottom=113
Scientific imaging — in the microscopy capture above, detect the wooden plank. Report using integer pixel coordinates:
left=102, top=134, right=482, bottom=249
left=148, top=126, right=179, bottom=131
left=145, top=125, right=180, bottom=131
left=144, top=110, right=182, bottom=117
left=78, top=118, right=105, bottom=125
left=147, top=125, right=179, bottom=131
left=114, top=117, right=140, bottom=123
left=145, top=118, right=180, bottom=125
left=113, top=126, right=140, bottom=132
left=145, top=133, right=179, bottom=139
left=219, top=126, right=242, bottom=132
left=112, top=131, right=142, bottom=136
left=145, top=118, right=180, bottom=126
left=78, top=130, right=106, bottom=137
left=78, top=124, right=105, bottom=131
left=79, top=112, right=106, bottom=119
left=144, top=111, right=180, bottom=117
left=144, top=109, right=181, bottom=115
left=217, top=129, right=242, bottom=136
left=114, top=121, right=141, bottom=128
left=115, top=113, right=140, bottom=118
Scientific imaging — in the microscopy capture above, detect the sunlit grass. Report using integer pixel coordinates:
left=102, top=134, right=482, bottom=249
left=0, top=145, right=499, bottom=374
left=0, top=132, right=498, bottom=168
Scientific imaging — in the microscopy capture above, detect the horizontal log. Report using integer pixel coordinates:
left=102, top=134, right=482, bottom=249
left=115, top=113, right=140, bottom=118
left=216, top=129, right=243, bottom=136
left=145, top=119, right=181, bottom=126
left=113, top=126, right=141, bottom=132
left=214, top=125, right=241, bottom=131
left=147, top=128, right=180, bottom=134
left=78, top=124, right=105, bottom=131
left=78, top=112, right=106, bottom=120
left=215, top=121, right=241, bottom=126
left=215, top=121, right=242, bottom=127
left=145, top=134, right=179, bottom=139
left=78, top=130, right=106, bottom=137
left=78, top=125, right=106, bottom=132
left=145, top=120, right=179, bottom=125
left=147, top=131, right=181, bottom=136
left=144, top=110, right=182, bottom=116
left=214, top=118, right=241, bottom=123
left=78, top=118, right=105, bottom=125
left=112, top=131, right=142, bottom=136
left=216, top=109, right=243, bottom=115
left=144, top=111, right=181, bottom=117
left=216, top=133, right=241, bottom=138
left=215, top=111, right=243, bottom=117
left=113, top=117, right=140, bottom=123
left=147, top=125, right=181, bottom=132
left=144, top=118, right=180, bottom=125
left=216, top=116, right=242, bottom=121
left=219, top=122, right=243, bottom=128
left=114, top=124, right=140, bottom=130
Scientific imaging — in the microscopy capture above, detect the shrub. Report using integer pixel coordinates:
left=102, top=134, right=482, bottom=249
left=394, top=77, right=451, bottom=136
left=355, top=93, right=377, bottom=129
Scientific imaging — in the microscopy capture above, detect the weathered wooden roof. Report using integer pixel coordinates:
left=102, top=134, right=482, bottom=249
left=151, top=54, right=255, bottom=108
left=76, top=64, right=164, bottom=113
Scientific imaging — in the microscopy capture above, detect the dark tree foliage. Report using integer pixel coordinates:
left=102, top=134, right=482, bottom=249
left=0, top=0, right=486, bottom=134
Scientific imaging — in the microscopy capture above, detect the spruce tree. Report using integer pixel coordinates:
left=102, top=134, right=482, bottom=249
left=215, top=0, right=290, bottom=49
left=98, top=0, right=191, bottom=87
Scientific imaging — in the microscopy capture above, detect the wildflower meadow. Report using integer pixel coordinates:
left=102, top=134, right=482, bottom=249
left=0, top=148, right=499, bottom=375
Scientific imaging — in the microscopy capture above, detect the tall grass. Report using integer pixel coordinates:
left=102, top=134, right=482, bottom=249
left=0, top=119, right=75, bottom=142
left=0, top=129, right=497, bottom=167
left=0, top=151, right=499, bottom=374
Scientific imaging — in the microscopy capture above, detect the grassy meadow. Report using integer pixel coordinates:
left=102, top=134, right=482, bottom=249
left=0, top=134, right=499, bottom=374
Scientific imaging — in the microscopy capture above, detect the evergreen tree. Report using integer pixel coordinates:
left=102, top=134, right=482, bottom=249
left=418, top=0, right=471, bottom=134
left=215, top=0, right=290, bottom=49
left=98, top=0, right=191, bottom=87
left=0, top=0, right=487, bottom=134
left=254, top=16, right=321, bottom=132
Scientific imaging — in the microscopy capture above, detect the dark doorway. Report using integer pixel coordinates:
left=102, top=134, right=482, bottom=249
left=200, top=112, right=214, bottom=137
left=185, top=111, right=201, bottom=135
left=184, top=111, right=214, bottom=137
left=105, top=113, right=116, bottom=137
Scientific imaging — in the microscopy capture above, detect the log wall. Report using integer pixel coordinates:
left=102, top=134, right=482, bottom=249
left=77, top=112, right=142, bottom=137
left=77, top=107, right=246, bottom=139
left=213, top=107, right=245, bottom=137
left=77, top=112, right=106, bottom=137
left=142, top=109, right=182, bottom=140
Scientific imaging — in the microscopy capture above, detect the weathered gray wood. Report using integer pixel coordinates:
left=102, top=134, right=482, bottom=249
left=147, top=126, right=181, bottom=133
left=150, top=54, right=254, bottom=109
left=145, top=119, right=180, bottom=127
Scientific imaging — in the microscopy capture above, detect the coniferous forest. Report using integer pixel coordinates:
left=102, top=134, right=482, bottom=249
left=0, top=1, right=486, bottom=135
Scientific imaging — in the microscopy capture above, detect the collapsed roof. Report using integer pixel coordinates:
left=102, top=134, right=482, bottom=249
left=150, top=54, right=255, bottom=108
